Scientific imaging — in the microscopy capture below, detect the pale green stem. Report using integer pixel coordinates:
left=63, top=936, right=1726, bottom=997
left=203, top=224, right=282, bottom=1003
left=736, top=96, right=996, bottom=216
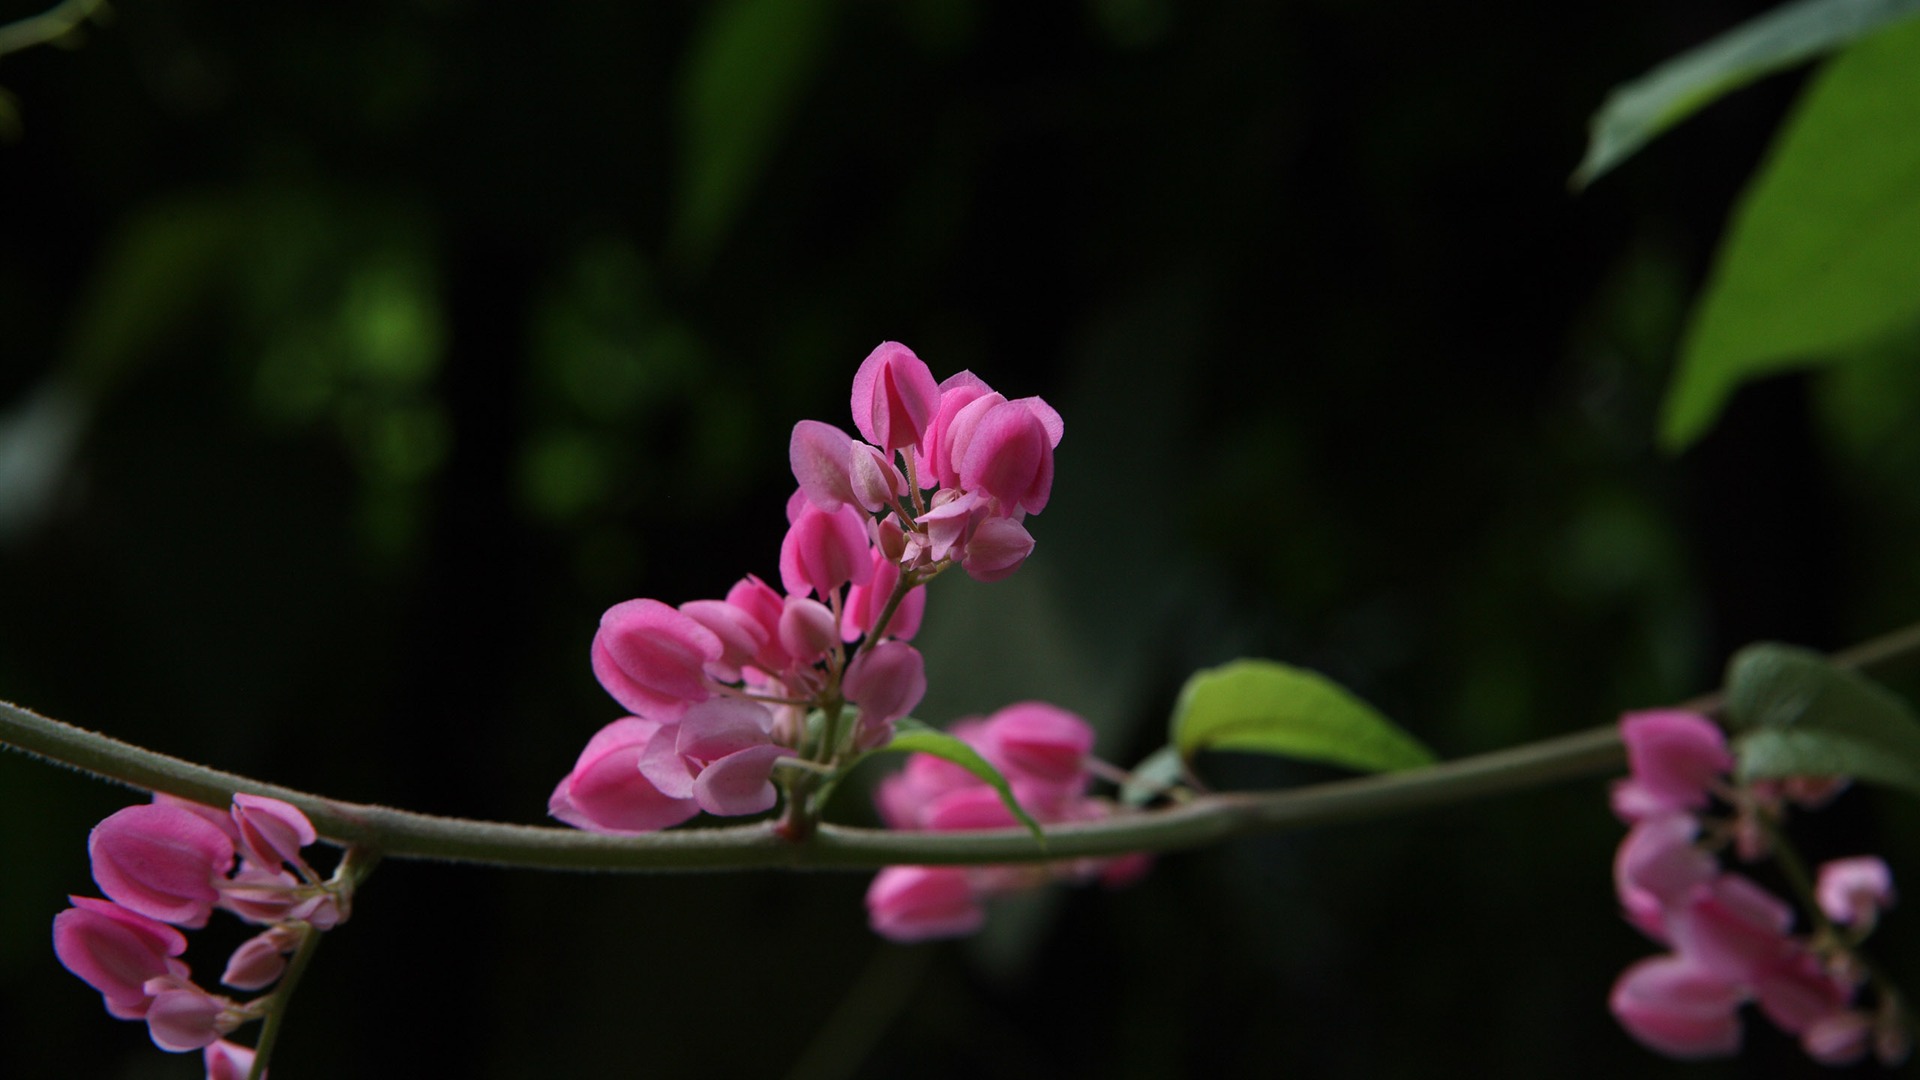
left=3, top=621, right=1917, bottom=874
left=0, top=0, right=107, bottom=59
left=247, top=922, right=321, bottom=1080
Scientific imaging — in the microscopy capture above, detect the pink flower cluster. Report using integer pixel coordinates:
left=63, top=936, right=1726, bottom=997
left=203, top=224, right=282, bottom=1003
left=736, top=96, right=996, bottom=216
left=1607, top=709, right=1908, bottom=1066
left=865, top=702, right=1149, bottom=942
left=53, top=793, right=344, bottom=1077
left=552, top=343, right=1062, bottom=834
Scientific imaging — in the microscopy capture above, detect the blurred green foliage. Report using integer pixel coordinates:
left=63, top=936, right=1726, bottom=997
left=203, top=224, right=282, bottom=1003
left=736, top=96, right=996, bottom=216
left=1, top=1, right=1917, bottom=1077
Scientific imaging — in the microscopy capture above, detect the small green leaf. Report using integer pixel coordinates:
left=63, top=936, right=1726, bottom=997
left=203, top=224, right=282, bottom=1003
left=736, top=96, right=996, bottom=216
left=1574, top=0, right=1920, bottom=188
left=879, top=719, right=1045, bottom=841
left=1725, top=642, right=1920, bottom=796
left=1119, top=744, right=1185, bottom=808
left=1659, top=16, right=1920, bottom=449
left=1171, top=660, right=1434, bottom=773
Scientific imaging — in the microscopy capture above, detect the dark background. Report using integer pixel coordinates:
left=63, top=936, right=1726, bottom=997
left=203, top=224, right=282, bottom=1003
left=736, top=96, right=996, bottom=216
left=2, top=1, right=1917, bottom=1076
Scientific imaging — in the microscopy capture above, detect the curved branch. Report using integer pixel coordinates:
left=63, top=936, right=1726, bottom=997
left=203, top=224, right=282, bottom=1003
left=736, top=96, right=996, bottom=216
left=3, top=620, right=1917, bottom=873
left=0, top=0, right=107, bottom=61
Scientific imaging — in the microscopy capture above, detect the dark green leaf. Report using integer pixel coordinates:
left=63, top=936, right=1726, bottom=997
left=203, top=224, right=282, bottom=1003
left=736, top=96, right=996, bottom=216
left=1171, top=659, right=1435, bottom=772
left=1659, top=16, right=1920, bottom=449
left=1575, top=0, right=1920, bottom=188
left=670, top=0, right=834, bottom=269
left=1725, top=642, right=1920, bottom=796
left=879, top=719, right=1045, bottom=840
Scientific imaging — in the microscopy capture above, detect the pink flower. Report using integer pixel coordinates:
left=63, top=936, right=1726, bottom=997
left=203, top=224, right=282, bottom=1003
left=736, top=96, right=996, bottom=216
left=221, top=927, right=299, bottom=991
left=1816, top=856, right=1895, bottom=931
left=548, top=717, right=700, bottom=834
left=1613, top=815, right=1716, bottom=941
left=229, top=795, right=317, bottom=877
left=959, top=398, right=1056, bottom=515
left=591, top=599, right=724, bottom=719
left=850, top=342, right=941, bottom=453
left=89, top=804, right=238, bottom=929
left=959, top=517, right=1035, bottom=582
left=1611, top=710, right=1732, bottom=822
left=779, top=503, right=874, bottom=599
left=639, top=698, right=787, bottom=817
left=53, top=897, right=188, bottom=1019
left=1610, top=955, right=1745, bottom=1059
left=866, top=866, right=984, bottom=942
left=843, top=641, right=927, bottom=749
left=144, top=980, right=239, bottom=1052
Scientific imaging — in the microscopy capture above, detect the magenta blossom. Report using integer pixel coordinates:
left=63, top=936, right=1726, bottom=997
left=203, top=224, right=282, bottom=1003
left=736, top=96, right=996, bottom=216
left=549, top=716, right=700, bottom=834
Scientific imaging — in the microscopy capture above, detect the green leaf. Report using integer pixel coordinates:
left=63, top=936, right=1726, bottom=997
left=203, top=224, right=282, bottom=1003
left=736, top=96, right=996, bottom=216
left=878, top=719, right=1045, bottom=841
left=1724, top=642, right=1920, bottom=797
left=1574, top=0, right=1920, bottom=188
left=1118, top=744, right=1185, bottom=808
left=669, top=0, right=834, bottom=269
left=1659, top=16, right=1920, bottom=450
left=1171, top=660, right=1435, bottom=773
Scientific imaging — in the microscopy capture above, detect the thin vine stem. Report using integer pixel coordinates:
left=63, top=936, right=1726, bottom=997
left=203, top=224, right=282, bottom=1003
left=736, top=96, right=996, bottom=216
left=3, top=620, right=1918, bottom=874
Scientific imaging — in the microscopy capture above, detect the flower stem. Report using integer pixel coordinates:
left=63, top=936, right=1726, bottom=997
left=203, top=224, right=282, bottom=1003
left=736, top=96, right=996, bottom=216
left=4, top=621, right=1919, bottom=874
left=247, top=922, right=322, bottom=1080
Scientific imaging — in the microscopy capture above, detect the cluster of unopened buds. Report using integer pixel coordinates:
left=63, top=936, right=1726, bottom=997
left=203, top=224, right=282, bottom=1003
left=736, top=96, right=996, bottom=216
left=550, top=342, right=1141, bottom=931
left=52, top=792, right=350, bottom=1078
left=1608, top=709, right=1910, bottom=1066
left=867, top=701, right=1150, bottom=940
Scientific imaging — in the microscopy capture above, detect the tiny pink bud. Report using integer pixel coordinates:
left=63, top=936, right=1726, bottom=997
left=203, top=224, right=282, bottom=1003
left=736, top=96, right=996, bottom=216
left=960, top=516, right=1034, bottom=583
left=229, top=794, right=317, bottom=874
left=866, top=866, right=984, bottom=942
left=144, top=983, right=234, bottom=1052
left=1816, top=856, right=1894, bottom=930
left=1802, top=1011, right=1873, bottom=1067
left=591, top=599, right=724, bottom=719
left=89, top=804, right=237, bottom=929
left=221, top=928, right=297, bottom=991
left=850, top=342, right=941, bottom=452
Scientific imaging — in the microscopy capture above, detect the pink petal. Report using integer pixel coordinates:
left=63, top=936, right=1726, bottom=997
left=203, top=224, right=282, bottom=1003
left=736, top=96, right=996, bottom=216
left=960, top=517, right=1034, bottom=582
left=866, top=866, right=984, bottom=942
left=676, top=698, right=776, bottom=762
left=1815, top=856, right=1895, bottom=929
left=145, top=986, right=229, bottom=1052
left=959, top=400, right=1054, bottom=514
left=1609, top=954, right=1745, bottom=1059
left=850, top=342, right=940, bottom=452
left=89, top=804, right=237, bottom=929
left=679, top=598, right=769, bottom=683
left=229, top=794, right=317, bottom=873
left=1669, top=874, right=1796, bottom=984
left=779, top=505, right=874, bottom=599
left=778, top=594, right=840, bottom=662
left=591, top=600, right=723, bottom=718
left=1803, top=1011, right=1873, bottom=1067
left=52, top=899, right=185, bottom=1016
left=204, top=1040, right=260, bottom=1080
left=221, top=930, right=294, bottom=991
left=1613, top=815, right=1715, bottom=942
left=843, top=642, right=927, bottom=744
left=691, top=743, right=787, bottom=817
left=984, top=702, right=1093, bottom=785
left=789, top=419, right=859, bottom=511
left=636, top=723, right=698, bottom=800
left=1618, top=710, right=1732, bottom=819
left=549, top=718, right=699, bottom=834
